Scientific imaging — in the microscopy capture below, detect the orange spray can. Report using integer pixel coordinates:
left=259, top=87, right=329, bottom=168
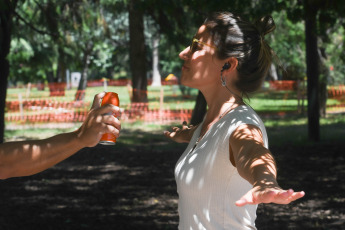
left=99, top=92, right=119, bottom=145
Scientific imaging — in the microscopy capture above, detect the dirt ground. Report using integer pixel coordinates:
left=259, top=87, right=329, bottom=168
left=1, top=128, right=344, bottom=230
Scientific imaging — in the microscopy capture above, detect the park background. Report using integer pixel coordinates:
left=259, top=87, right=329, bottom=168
left=1, top=0, right=345, bottom=229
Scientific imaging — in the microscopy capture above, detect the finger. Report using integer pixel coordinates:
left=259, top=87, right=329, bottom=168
left=105, top=116, right=121, bottom=132
left=272, top=189, right=295, bottom=203
left=235, top=199, right=250, bottom=207
left=249, top=190, right=277, bottom=205
left=235, top=191, right=254, bottom=207
left=287, top=191, right=305, bottom=202
left=103, top=124, right=121, bottom=138
left=267, top=189, right=305, bottom=204
left=98, top=104, right=121, bottom=117
left=276, top=189, right=293, bottom=200
left=163, top=131, right=171, bottom=138
left=164, top=131, right=175, bottom=139
left=235, top=195, right=256, bottom=206
left=91, top=92, right=106, bottom=109
left=172, top=127, right=180, bottom=132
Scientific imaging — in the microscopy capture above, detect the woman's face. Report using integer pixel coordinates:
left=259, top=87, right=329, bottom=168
left=179, top=25, right=223, bottom=89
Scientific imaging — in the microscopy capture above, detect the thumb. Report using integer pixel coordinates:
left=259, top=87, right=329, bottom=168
left=91, top=92, right=106, bottom=109
left=235, top=198, right=252, bottom=207
left=235, top=199, right=247, bottom=207
left=235, top=191, right=254, bottom=207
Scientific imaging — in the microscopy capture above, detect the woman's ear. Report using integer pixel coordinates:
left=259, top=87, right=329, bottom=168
left=221, top=57, right=238, bottom=73
left=227, top=57, right=238, bottom=72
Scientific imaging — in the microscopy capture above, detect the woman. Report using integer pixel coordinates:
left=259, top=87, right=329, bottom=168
left=164, top=12, right=305, bottom=229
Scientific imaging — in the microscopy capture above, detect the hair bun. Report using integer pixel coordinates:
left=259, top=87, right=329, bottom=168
left=254, top=15, right=276, bottom=36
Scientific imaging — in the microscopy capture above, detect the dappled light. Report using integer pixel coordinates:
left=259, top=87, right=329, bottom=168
left=231, top=123, right=276, bottom=188
left=1, top=126, right=345, bottom=229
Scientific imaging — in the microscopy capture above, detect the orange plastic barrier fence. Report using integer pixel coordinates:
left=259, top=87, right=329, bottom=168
left=269, top=81, right=297, bottom=91
left=328, top=85, right=345, bottom=98
left=6, top=103, right=193, bottom=125
left=86, top=79, right=179, bottom=87
left=48, top=83, right=66, bottom=96
left=326, top=103, right=345, bottom=112
left=6, top=99, right=89, bottom=112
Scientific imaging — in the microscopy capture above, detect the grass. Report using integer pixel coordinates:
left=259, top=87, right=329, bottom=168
left=5, top=113, right=345, bottom=148
left=6, top=84, right=343, bottom=112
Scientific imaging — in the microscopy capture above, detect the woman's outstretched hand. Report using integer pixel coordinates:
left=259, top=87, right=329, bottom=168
left=164, top=121, right=196, bottom=143
left=235, top=186, right=305, bottom=207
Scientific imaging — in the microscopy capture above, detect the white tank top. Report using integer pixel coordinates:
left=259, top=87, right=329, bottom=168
left=175, top=105, right=268, bottom=230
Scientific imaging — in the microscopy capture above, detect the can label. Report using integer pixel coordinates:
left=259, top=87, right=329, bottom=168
left=99, top=92, right=119, bottom=145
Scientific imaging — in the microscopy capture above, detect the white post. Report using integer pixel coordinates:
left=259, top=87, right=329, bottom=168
left=66, top=69, right=70, bottom=89
left=151, top=35, right=162, bottom=86
left=18, top=93, right=24, bottom=121
left=160, top=87, right=164, bottom=123
left=103, top=78, right=108, bottom=92
left=26, top=83, right=31, bottom=98
left=160, top=87, right=164, bottom=111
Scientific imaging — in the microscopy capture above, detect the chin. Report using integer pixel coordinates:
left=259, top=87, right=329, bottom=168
left=180, top=78, right=191, bottom=87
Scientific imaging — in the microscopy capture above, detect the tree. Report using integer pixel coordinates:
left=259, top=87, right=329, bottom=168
left=0, top=0, right=18, bottom=143
left=304, top=0, right=320, bottom=141
left=287, top=0, right=345, bottom=141
left=128, top=0, right=148, bottom=102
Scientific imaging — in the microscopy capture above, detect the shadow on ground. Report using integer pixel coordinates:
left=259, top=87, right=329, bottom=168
left=1, top=126, right=344, bottom=229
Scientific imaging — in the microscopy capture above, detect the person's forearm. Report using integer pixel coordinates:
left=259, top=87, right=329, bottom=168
left=0, top=132, right=85, bottom=179
left=237, top=147, right=279, bottom=189
left=250, top=154, right=279, bottom=189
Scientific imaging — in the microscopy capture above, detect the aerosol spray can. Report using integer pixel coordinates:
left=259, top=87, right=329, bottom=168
left=99, top=92, right=119, bottom=145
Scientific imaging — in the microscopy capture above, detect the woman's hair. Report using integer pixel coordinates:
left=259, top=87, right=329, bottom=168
left=204, top=12, right=276, bottom=94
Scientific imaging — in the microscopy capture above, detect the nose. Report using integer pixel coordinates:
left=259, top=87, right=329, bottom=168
left=179, top=46, right=190, bottom=60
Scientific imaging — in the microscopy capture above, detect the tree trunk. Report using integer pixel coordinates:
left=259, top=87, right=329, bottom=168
left=56, top=48, right=66, bottom=83
left=75, top=43, right=93, bottom=101
left=128, top=0, right=148, bottom=102
left=46, top=70, right=56, bottom=83
left=304, top=1, right=320, bottom=142
left=190, top=91, right=207, bottom=126
left=0, top=0, right=17, bottom=143
left=318, top=47, right=329, bottom=118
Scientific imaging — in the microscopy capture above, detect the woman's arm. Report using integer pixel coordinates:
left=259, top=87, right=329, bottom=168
left=229, top=124, right=305, bottom=206
left=0, top=92, right=121, bottom=179
left=164, top=121, right=198, bottom=143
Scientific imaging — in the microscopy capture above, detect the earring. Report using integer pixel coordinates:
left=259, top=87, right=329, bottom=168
left=221, top=73, right=226, bottom=86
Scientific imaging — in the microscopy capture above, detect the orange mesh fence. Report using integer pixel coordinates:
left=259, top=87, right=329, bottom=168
left=328, top=85, right=345, bottom=98
left=327, top=104, right=345, bottom=113
left=86, top=79, right=179, bottom=87
left=5, top=102, right=192, bottom=124
left=269, top=81, right=297, bottom=91
left=6, top=99, right=89, bottom=112
left=48, top=83, right=66, bottom=96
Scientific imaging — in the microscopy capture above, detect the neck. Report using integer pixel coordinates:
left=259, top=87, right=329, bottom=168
left=200, top=85, right=243, bottom=122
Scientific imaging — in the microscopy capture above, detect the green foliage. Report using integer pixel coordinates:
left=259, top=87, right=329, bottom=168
left=325, top=25, right=345, bottom=85
left=6, top=0, right=345, bottom=86
left=268, top=10, right=306, bottom=80
left=7, top=38, right=34, bottom=83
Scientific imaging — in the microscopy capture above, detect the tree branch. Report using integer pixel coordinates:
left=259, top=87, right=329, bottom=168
left=13, top=10, right=59, bottom=37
